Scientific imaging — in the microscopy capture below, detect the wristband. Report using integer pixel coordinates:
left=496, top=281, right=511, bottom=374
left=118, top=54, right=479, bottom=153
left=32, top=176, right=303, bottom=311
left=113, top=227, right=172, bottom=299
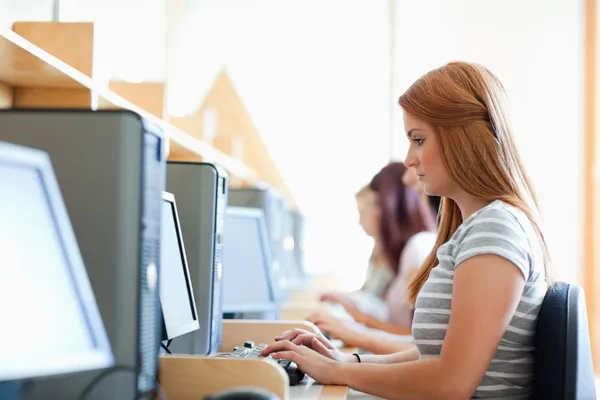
left=352, top=352, right=361, bottom=363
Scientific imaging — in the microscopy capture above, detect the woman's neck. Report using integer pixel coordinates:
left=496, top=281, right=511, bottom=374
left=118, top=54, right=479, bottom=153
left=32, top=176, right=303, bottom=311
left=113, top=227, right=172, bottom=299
left=452, top=192, right=494, bottom=221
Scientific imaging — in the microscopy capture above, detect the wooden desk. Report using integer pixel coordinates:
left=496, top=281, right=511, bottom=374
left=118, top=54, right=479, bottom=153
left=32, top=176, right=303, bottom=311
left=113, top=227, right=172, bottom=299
left=160, top=321, right=351, bottom=399
left=160, top=356, right=349, bottom=400
left=290, top=378, right=349, bottom=399
left=220, top=320, right=320, bottom=352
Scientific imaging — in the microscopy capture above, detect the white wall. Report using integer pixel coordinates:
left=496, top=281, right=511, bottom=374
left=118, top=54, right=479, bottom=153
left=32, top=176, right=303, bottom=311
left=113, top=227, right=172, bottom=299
left=60, top=0, right=167, bottom=82
left=0, top=0, right=54, bottom=28
left=168, top=0, right=392, bottom=289
left=391, top=0, right=585, bottom=284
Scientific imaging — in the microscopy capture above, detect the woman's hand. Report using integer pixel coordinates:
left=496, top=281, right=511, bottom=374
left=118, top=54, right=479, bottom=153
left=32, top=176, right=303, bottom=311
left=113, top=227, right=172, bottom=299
left=271, top=328, right=353, bottom=363
left=260, top=339, right=349, bottom=386
left=319, top=291, right=355, bottom=308
left=308, top=312, right=369, bottom=348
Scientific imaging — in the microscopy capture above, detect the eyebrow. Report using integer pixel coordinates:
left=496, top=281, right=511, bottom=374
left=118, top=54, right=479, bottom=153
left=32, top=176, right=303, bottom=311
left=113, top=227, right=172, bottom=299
left=406, top=128, right=424, bottom=138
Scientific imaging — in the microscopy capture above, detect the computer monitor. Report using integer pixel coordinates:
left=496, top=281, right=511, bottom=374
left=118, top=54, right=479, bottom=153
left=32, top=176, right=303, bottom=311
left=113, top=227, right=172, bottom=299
left=0, top=110, right=165, bottom=399
left=228, top=188, right=287, bottom=300
left=166, top=162, right=227, bottom=355
left=0, top=142, right=113, bottom=382
left=222, top=207, right=277, bottom=315
left=160, top=192, right=199, bottom=340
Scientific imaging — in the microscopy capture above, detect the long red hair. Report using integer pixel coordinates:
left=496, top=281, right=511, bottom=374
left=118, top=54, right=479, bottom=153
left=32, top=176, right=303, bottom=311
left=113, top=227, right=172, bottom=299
left=399, top=62, right=552, bottom=306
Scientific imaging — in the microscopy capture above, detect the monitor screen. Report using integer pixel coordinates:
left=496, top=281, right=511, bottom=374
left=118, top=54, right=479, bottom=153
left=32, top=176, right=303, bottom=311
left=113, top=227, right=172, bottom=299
left=222, top=207, right=276, bottom=313
left=159, top=193, right=199, bottom=340
left=0, top=143, right=112, bottom=381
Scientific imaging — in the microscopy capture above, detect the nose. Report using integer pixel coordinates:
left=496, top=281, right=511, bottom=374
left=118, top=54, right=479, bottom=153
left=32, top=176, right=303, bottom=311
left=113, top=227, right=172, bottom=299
left=404, top=150, right=418, bottom=169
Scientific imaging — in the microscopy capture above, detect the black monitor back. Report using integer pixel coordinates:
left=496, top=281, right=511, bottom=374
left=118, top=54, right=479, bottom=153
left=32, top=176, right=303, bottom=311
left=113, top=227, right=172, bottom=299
left=0, top=110, right=165, bottom=399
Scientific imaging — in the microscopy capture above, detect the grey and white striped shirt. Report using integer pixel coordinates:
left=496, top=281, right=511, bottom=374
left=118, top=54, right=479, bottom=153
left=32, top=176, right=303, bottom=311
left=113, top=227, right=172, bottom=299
left=413, top=200, right=547, bottom=399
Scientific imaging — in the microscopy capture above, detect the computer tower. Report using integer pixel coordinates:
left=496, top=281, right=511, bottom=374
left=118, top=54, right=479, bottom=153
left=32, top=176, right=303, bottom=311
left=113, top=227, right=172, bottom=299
left=0, top=110, right=165, bottom=399
left=166, top=162, right=227, bottom=355
left=228, top=188, right=288, bottom=299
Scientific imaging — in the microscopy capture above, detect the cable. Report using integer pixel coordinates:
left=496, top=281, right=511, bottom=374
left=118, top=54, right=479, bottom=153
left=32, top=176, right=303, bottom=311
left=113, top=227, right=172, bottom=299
left=166, top=339, right=172, bottom=347
left=76, top=366, right=136, bottom=400
left=160, top=342, right=172, bottom=354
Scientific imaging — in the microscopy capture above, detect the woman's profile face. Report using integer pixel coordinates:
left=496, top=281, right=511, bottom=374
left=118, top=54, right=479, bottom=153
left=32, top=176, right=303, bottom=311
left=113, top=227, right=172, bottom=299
left=403, top=111, right=452, bottom=197
left=357, top=191, right=381, bottom=238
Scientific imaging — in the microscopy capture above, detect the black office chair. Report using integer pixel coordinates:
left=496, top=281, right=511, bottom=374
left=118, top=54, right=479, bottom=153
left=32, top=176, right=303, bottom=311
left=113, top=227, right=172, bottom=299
left=533, top=282, right=597, bottom=400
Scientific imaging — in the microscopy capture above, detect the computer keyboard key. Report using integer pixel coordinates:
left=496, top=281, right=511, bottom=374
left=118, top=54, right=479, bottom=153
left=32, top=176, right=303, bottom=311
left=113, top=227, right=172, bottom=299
left=220, top=342, right=306, bottom=386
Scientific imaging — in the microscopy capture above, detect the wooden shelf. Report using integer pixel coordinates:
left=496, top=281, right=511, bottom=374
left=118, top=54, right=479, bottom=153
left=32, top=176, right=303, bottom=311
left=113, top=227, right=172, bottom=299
left=0, top=25, right=256, bottom=182
left=167, top=70, right=297, bottom=207
left=0, top=23, right=89, bottom=89
left=0, top=23, right=296, bottom=207
left=100, top=81, right=166, bottom=119
left=0, top=81, right=13, bottom=107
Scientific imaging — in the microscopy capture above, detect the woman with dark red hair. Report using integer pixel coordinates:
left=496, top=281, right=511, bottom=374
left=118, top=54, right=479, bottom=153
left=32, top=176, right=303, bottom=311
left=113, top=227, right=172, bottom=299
left=311, top=162, right=437, bottom=353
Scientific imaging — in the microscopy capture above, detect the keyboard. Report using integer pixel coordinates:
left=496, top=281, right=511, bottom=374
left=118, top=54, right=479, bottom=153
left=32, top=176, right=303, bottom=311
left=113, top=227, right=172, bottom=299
left=220, top=341, right=305, bottom=385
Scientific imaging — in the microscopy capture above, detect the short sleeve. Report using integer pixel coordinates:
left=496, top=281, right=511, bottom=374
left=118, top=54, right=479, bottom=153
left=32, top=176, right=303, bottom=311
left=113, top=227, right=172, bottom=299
left=453, top=207, right=532, bottom=279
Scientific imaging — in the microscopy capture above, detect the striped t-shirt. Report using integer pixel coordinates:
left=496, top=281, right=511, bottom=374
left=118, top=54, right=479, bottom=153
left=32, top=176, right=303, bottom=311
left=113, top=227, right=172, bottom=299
left=413, top=200, right=547, bottom=399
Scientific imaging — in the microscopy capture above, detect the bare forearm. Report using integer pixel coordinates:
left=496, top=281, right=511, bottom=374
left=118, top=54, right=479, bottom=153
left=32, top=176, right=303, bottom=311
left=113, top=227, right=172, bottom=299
left=359, top=347, right=420, bottom=364
left=340, top=358, right=457, bottom=400
left=364, top=317, right=412, bottom=335
left=359, top=332, right=415, bottom=355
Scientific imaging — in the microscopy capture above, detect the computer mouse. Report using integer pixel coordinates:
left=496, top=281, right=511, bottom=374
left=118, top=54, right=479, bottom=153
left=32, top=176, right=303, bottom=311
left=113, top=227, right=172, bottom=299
left=204, top=387, right=280, bottom=400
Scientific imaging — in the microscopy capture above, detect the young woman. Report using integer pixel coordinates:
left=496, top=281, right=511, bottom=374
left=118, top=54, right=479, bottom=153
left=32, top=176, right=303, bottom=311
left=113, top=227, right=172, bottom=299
left=318, top=185, right=395, bottom=320
left=314, top=165, right=443, bottom=353
left=316, top=163, right=437, bottom=347
left=262, top=61, right=550, bottom=399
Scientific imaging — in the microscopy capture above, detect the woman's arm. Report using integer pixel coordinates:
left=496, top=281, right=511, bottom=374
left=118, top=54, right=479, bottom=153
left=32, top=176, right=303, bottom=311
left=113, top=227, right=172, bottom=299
left=359, top=347, right=420, bottom=364
left=361, top=313, right=412, bottom=335
left=308, top=313, right=412, bottom=352
left=335, top=254, right=526, bottom=400
left=342, top=304, right=411, bottom=335
left=266, top=254, right=526, bottom=399
left=268, top=328, right=418, bottom=363
left=359, top=330, right=415, bottom=354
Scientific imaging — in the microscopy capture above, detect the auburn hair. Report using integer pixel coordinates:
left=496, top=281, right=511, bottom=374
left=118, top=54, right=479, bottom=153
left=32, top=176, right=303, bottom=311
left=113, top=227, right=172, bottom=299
left=399, top=62, right=552, bottom=306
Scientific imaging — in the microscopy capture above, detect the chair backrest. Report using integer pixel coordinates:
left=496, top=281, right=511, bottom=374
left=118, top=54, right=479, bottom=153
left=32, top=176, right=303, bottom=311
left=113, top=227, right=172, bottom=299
left=533, top=282, right=596, bottom=400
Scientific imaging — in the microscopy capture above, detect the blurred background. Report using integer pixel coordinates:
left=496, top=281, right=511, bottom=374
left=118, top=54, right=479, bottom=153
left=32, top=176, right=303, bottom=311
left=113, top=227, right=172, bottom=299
left=1, top=0, right=598, bottom=369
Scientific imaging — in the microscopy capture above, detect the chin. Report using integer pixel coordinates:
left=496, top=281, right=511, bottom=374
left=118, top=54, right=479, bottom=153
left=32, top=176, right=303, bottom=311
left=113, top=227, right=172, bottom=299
left=423, top=185, right=441, bottom=197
